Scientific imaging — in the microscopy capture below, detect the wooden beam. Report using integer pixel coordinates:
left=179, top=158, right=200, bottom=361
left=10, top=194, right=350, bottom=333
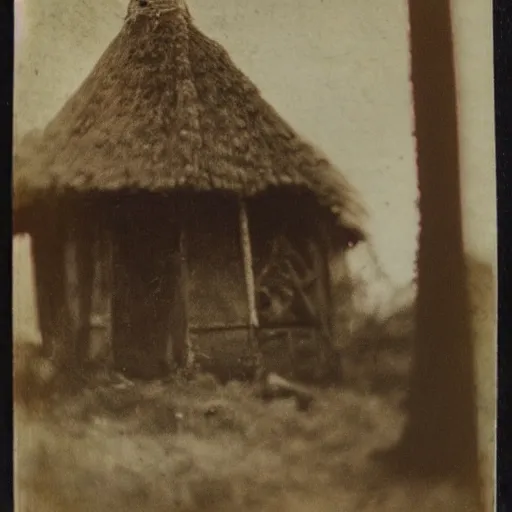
left=189, top=322, right=318, bottom=332
left=64, top=218, right=95, bottom=365
left=239, top=200, right=259, bottom=333
left=47, top=247, right=73, bottom=368
left=238, top=199, right=262, bottom=375
left=92, top=226, right=113, bottom=362
left=173, top=225, right=194, bottom=369
left=31, top=225, right=63, bottom=359
left=259, top=372, right=316, bottom=411
left=284, top=260, right=318, bottom=325
left=317, top=223, right=336, bottom=339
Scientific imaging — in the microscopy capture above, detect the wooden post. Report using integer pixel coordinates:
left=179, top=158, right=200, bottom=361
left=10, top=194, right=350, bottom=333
left=47, top=247, right=73, bottom=368
left=238, top=199, right=261, bottom=374
left=31, top=225, right=64, bottom=359
left=308, top=238, right=336, bottom=377
left=30, top=204, right=81, bottom=370
left=110, top=227, right=130, bottom=374
left=89, top=226, right=113, bottom=363
left=317, top=224, right=335, bottom=339
left=172, top=225, right=194, bottom=369
left=64, top=217, right=95, bottom=365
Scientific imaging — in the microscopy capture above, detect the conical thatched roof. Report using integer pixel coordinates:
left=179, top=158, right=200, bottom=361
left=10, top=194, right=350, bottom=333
left=14, top=0, right=367, bottom=240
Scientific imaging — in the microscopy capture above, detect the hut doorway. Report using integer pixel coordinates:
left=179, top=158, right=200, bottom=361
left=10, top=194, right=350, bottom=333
left=108, top=195, right=182, bottom=379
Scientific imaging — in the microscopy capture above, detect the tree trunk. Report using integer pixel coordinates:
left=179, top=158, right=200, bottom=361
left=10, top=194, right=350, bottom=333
left=379, top=0, right=480, bottom=492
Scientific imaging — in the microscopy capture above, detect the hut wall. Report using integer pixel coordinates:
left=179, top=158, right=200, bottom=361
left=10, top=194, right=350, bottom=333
left=31, top=219, right=66, bottom=359
left=328, top=250, right=355, bottom=349
left=31, top=202, right=96, bottom=366
left=186, top=196, right=248, bottom=327
left=109, top=196, right=181, bottom=379
left=166, top=230, right=190, bottom=369
left=184, top=195, right=252, bottom=375
left=88, top=223, right=113, bottom=362
left=247, top=190, right=342, bottom=381
left=189, top=329, right=256, bottom=382
left=44, top=191, right=346, bottom=382
left=248, top=193, right=331, bottom=325
left=62, top=214, right=96, bottom=364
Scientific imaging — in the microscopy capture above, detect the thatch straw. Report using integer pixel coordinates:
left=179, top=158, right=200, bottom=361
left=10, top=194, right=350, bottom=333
left=13, top=0, right=367, bottom=239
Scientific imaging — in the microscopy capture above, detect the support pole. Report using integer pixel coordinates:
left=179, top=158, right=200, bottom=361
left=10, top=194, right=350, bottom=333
left=32, top=226, right=62, bottom=359
left=177, top=225, right=194, bottom=369
left=238, top=199, right=261, bottom=375
left=65, top=218, right=95, bottom=366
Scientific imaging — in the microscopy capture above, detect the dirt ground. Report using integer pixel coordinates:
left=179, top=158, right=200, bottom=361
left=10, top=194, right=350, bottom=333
left=13, top=308, right=479, bottom=512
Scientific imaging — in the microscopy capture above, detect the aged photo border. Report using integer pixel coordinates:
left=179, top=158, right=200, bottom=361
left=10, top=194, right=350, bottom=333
left=2, top=1, right=14, bottom=512
left=495, top=0, right=512, bottom=508
left=3, top=0, right=510, bottom=511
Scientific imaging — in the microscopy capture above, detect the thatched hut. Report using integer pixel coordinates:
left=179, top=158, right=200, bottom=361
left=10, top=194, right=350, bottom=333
left=13, top=0, right=367, bottom=381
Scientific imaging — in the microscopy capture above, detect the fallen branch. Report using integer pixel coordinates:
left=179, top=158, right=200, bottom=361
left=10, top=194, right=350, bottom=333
left=259, top=372, right=316, bottom=411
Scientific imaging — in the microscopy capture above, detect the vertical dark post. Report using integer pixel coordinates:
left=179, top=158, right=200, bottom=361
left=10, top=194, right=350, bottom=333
left=385, top=0, right=480, bottom=491
left=89, top=225, right=113, bottom=363
left=110, top=226, right=131, bottom=375
left=318, top=225, right=335, bottom=339
left=32, top=226, right=64, bottom=359
left=309, top=237, right=337, bottom=379
left=172, top=225, right=193, bottom=369
left=31, top=207, right=73, bottom=368
left=63, top=211, right=95, bottom=365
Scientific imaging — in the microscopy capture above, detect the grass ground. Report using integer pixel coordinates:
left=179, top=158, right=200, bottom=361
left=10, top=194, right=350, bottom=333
left=13, top=308, right=478, bottom=512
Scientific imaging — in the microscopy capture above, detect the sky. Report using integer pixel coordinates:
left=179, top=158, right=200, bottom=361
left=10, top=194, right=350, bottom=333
left=13, top=0, right=419, bottom=289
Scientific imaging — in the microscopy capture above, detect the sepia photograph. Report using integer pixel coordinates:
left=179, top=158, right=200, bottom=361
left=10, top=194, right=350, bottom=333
left=12, top=1, right=497, bottom=511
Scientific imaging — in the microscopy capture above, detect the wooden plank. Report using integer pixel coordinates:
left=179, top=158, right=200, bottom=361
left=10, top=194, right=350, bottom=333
left=283, top=255, right=318, bottom=325
left=189, top=323, right=317, bottom=332
left=239, top=199, right=262, bottom=377
left=63, top=217, right=95, bottom=365
left=37, top=233, right=74, bottom=368
left=239, top=200, right=259, bottom=333
left=89, top=226, right=113, bottom=362
left=31, top=223, right=65, bottom=359
left=317, top=224, right=335, bottom=339
left=186, top=197, right=248, bottom=327
left=110, top=227, right=131, bottom=374
left=189, top=323, right=249, bottom=332
left=170, top=226, right=193, bottom=369
left=307, top=239, right=331, bottom=336
left=309, top=237, right=340, bottom=378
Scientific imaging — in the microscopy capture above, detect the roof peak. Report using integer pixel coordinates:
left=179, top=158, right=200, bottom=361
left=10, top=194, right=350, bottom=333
left=126, top=0, right=191, bottom=19
left=14, top=0, right=367, bottom=241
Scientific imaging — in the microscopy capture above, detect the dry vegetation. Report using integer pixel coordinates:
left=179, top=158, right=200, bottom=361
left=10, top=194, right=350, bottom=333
left=13, top=304, right=478, bottom=512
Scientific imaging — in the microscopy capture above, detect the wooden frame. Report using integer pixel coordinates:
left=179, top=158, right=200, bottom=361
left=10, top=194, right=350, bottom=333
left=30, top=193, right=338, bottom=381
